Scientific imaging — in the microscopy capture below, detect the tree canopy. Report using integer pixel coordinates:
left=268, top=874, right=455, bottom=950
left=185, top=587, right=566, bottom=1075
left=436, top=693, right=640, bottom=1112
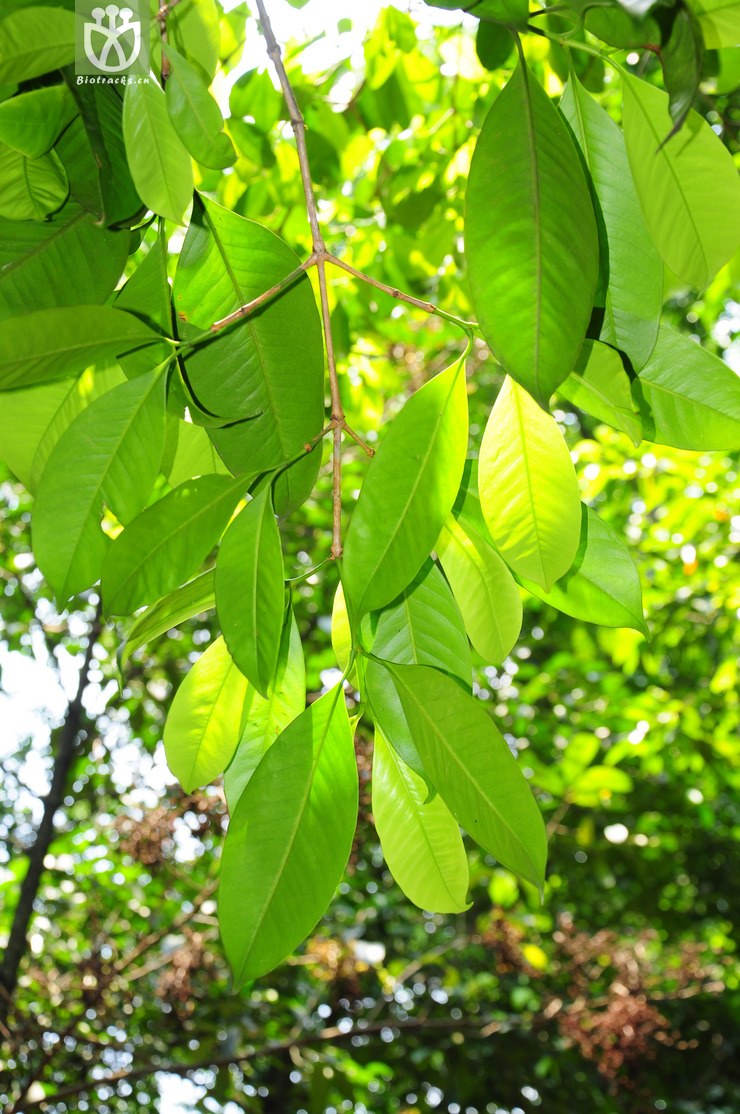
left=0, top=0, right=739, bottom=1110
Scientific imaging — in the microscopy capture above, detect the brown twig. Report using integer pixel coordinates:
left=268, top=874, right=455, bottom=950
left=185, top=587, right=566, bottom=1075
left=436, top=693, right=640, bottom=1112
left=210, top=257, right=316, bottom=332
left=255, top=0, right=345, bottom=558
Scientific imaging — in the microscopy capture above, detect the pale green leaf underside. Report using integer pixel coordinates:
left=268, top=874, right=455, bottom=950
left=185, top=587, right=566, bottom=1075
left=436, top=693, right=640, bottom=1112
left=223, top=613, right=306, bottom=812
left=119, top=570, right=216, bottom=671
left=437, top=515, right=523, bottom=666
left=387, top=662, right=547, bottom=891
left=479, top=376, right=581, bottom=592
left=560, top=77, right=662, bottom=371
left=636, top=326, right=740, bottom=450
left=216, top=485, right=285, bottom=697
left=219, top=687, right=358, bottom=989
left=622, top=74, right=740, bottom=289
left=33, top=369, right=167, bottom=601
left=164, top=636, right=248, bottom=792
left=103, top=473, right=246, bottom=616
left=343, top=360, right=468, bottom=617
left=123, top=78, right=193, bottom=224
left=521, top=505, right=649, bottom=637
left=373, top=729, right=470, bottom=914
left=559, top=340, right=643, bottom=447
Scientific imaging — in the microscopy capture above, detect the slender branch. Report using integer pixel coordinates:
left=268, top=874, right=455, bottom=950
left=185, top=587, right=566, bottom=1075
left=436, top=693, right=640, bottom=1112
left=210, top=257, right=316, bottom=332
left=254, top=0, right=345, bottom=558
left=18, top=1013, right=520, bottom=1108
left=0, top=605, right=102, bottom=1025
left=326, top=253, right=477, bottom=334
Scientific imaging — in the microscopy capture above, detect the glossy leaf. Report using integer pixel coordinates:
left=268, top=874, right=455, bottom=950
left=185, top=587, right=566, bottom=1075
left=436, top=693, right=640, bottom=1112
left=688, top=0, right=740, bottom=47
left=0, top=306, right=162, bottom=391
left=173, top=196, right=324, bottom=514
left=164, top=636, right=248, bottom=793
left=164, top=45, right=236, bottom=170
left=560, top=76, right=661, bottom=370
left=520, top=505, right=649, bottom=637
left=343, top=360, right=468, bottom=618
left=168, top=0, right=220, bottom=81
left=33, top=369, right=167, bottom=601
left=622, top=74, right=740, bottom=289
left=120, top=570, right=215, bottom=670
left=219, top=687, right=357, bottom=988
left=0, top=365, right=121, bottom=491
left=113, top=231, right=172, bottom=378
left=123, top=78, right=193, bottom=224
left=372, top=729, right=470, bottom=914
left=0, top=203, right=130, bottom=321
left=559, top=340, right=643, bottom=447
left=635, top=327, right=740, bottom=450
left=224, top=612, right=306, bottom=811
left=437, top=515, right=523, bottom=666
left=0, top=144, right=68, bottom=221
left=466, top=61, right=598, bottom=405
left=166, top=421, right=229, bottom=486
left=0, top=6, right=77, bottom=83
left=103, top=474, right=246, bottom=617
left=216, top=486, right=285, bottom=697
left=64, top=80, right=143, bottom=227
left=368, top=558, right=471, bottom=687
left=384, top=663, right=548, bottom=891
left=0, top=84, right=75, bottom=158
left=479, top=376, right=581, bottom=592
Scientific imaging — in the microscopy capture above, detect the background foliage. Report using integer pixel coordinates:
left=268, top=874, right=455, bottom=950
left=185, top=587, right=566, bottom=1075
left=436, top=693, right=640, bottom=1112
left=1, top=0, right=739, bottom=1111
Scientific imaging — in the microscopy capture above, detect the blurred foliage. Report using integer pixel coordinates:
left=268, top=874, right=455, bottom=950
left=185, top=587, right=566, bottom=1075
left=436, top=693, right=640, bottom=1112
left=1, top=0, right=739, bottom=1111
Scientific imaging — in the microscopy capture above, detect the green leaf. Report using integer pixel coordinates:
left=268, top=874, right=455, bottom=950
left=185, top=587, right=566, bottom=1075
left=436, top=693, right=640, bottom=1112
left=343, top=360, right=468, bottom=618
left=168, top=0, right=220, bottom=81
left=475, top=21, right=514, bottom=70
left=661, top=4, right=705, bottom=132
left=123, top=77, right=193, bottom=224
left=0, top=203, right=131, bottom=321
left=0, top=306, right=163, bottom=391
left=0, top=6, right=77, bottom=84
left=113, top=231, right=173, bottom=378
left=479, top=376, right=581, bottom=592
left=622, top=73, right=740, bottom=289
left=224, top=611, right=306, bottom=811
left=466, top=60, right=599, bottom=405
left=119, top=569, right=215, bottom=670
left=164, top=636, right=248, bottom=793
left=229, top=68, right=283, bottom=131
left=437, top=515, right=523, bottom=666
left=33, top=368, right=167, bottom=601
left=0, top=143, right=67, bottom=221
left=687, top=0, right=740, bottom=47
left=173, top=196, right=324, bottom=515
left=559, top=340, right=642, bottom=447
left=425, top=0, right=528, bottom=23
left=166, top=421, right=229, bottom=486
left=368, top=558, right=472, bottom=686
left=0, top=83, right=75, bottom=158
left=559, top=76, right=662, bottom=371
left=216, top=485, right=285, bottom=697
left=102, top=474, right=246, bottom=617
left=520, top=505, right=649, bottom=637
left=64, top=79, right=143, bottom=227
left=382, top=663, right=547, bottom=891
left=219, top=687, right=357, bottom=988
left=164, top=45, right=236, bottom=170
left=372, top=729, right=470, bottom=914
left=634, top=326, right=740, bottom=450
left=583, top=4, right=661, bottom=49
left=0, top=365, right=122, bottom=491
